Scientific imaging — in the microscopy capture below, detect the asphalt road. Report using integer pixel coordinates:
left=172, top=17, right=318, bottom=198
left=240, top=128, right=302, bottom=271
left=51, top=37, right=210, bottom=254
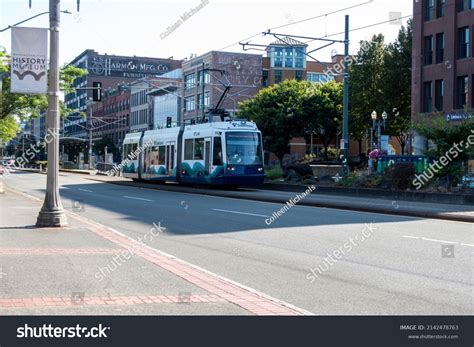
left=3, top=171, right=473, bottom=315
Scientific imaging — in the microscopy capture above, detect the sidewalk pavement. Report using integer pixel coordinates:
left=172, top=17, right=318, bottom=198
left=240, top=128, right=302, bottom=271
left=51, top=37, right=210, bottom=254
left=86, top=175, right=474, bottom=223
left=0, top=186, right=309, bottom=315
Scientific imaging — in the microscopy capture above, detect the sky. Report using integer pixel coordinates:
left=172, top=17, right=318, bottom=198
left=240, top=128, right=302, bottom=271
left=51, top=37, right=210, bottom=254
left=1, top=0, right=412, bottom=65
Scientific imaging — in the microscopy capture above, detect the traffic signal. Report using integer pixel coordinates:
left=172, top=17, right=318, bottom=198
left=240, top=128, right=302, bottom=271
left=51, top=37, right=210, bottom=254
left=92, top=82, right=102, bottom=102
left=166, top=117, right=172, bottom=128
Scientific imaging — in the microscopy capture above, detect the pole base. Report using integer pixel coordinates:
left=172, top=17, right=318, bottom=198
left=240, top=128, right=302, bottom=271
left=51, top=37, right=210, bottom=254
left=36, top=209, right=68, bottom=228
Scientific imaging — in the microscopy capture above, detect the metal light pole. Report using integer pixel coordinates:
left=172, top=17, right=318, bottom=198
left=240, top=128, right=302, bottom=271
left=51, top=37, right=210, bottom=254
left=88, top=99, right=93, bottom=169
left=341, top=14, right=350, bottom=175
left=36, top=0, right=68, bottom=227
left=371, top=110, right=387, bottom=150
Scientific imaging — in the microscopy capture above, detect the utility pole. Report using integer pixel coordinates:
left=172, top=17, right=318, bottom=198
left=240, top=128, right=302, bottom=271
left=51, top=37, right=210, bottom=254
left=88, top=99, right=93, bottom=169
left=342, top=14, right=350, bottom=175
left=36, top=0, right=68, bottom=227
left=201, top=62, right=205, bottom=118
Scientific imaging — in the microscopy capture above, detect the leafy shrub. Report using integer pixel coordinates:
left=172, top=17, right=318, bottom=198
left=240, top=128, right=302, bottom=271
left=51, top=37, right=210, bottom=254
left=265, top=167, right=284, bottom=180
left=320, top=147, right=338, bottom=159
left=336, top=173, right=357, bottom=187
left=284, top=164, right=313, bottom=178
left=383, top=163, right=416, bottom=190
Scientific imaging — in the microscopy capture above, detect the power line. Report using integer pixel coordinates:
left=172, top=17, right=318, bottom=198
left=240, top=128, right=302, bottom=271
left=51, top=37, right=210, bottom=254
left=217, top=0, right=374, bottom=51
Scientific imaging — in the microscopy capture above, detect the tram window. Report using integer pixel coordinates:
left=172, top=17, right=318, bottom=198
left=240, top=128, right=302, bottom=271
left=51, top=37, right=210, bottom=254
left=150, top=146, right=159, bottom=165
left=194, top=138, right=204, bottom=160
left=184, top=139, right=193, bottom=160
left=213, top=137, right=222, bottom=165
left=126, top=144, right=133, bottom=159
left=158, top=146, right=166, bottom=164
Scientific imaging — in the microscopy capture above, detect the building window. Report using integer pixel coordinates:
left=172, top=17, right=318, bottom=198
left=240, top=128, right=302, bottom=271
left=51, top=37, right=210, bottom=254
left=185, top=73, right=196, bottom=89
left=198, top=93, right=204, bottom=109
left=425, top=0, right=435, bottom=21
left=185, top=96, right=195, bottom=111
left=424, top=36, right=433, bottom=65
left=197, top=70, right=210, bottom=84
left=456, top=76, right=468, bottom=109
left=274, top=70, right=282, bottom=84
left=423, top=81, right=432, bottom=113
left=435, top=33, right=444, bottom=63
left=472, top=75, right=474, bottom=108
left=295, top=50, right=304, bottom=68
left=262, top=70, right=269, bottom=87
left=295, top=70, right=304, bottom=81
left=274, top=48, right=283, bottom=67
left=457, top=0, right=472, bottom=11
left=435, top=80, right=444, bottom=111
left=457, top=27, right=470, bottom=59
left=436, top=0, right=445, bottom=17
left=307, top=73, right=334, bottom=83
left=197, top=92, right=210, bottom=109
left=284, top=48, right=293, bottom=68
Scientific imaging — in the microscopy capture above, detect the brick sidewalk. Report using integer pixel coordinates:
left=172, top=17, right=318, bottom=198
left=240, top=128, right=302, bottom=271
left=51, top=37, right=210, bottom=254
left=0, top=186, right=311, bottom=316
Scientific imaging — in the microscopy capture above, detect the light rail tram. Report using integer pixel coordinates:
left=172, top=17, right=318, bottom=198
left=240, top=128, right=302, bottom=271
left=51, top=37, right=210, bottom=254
left=122, top=120, right=264, bottom=187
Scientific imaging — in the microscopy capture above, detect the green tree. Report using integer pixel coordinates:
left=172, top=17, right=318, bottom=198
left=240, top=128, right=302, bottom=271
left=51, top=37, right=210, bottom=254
left=0, top=115, right=19, bottom=142
left=237, top=79, right=309, bottom=166
left=382, top=19, right=412, bottom=154
left=303, top=80, right=343, bottom=160
left=349, top=34, right=386, bottom=155
left=413, top=113, right=474, bottom=185
left=0, top=51, right=86, bottom=137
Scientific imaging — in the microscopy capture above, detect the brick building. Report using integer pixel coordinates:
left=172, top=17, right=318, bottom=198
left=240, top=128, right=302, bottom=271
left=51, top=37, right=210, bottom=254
left=412, top=0, right=474, bottom=153
left=92, top=88, right=131, bottom=161
left=63, top=49, right=181, bottom=142
left=182, top=51, right=262, bottom=122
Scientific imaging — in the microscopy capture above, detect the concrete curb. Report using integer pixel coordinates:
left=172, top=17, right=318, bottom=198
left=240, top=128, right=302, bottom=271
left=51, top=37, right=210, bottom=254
left=86, top=178, right=474, bottom=224
left=257, top=183, right=474, bottom=206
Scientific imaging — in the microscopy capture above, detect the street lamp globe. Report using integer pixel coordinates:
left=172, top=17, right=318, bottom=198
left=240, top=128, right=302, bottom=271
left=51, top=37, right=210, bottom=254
left=382, top=111, right=388, bottom=120
left=371, top=111, right=377, bottom=120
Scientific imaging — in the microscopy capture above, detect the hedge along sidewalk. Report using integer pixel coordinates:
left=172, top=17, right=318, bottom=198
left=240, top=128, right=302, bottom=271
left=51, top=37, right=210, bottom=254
left=83, top=175, right=474, bottom=223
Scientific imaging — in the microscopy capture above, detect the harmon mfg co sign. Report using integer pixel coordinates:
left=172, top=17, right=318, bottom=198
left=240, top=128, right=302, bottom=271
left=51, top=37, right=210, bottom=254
left=10, top=27, right=48, bottom=94
left=88, top=56, right=170, bottom=78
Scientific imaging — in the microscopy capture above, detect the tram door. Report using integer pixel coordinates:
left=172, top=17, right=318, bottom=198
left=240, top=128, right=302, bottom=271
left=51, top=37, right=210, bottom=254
left=166, top=141, right=175, bottom=174
left=204, top=138, right=211, bottom=176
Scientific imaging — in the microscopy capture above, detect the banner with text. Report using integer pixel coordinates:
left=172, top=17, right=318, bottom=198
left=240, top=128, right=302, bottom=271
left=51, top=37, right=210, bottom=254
left=10, top=27, right=48, bottom=94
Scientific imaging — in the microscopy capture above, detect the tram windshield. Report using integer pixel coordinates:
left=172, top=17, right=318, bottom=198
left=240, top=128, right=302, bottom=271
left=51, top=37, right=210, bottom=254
left=225, top=132, right=263, bottom=165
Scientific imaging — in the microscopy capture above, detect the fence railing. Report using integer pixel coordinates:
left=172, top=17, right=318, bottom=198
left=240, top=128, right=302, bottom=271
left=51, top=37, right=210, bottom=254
left=376, top=155, right=430, bottom=175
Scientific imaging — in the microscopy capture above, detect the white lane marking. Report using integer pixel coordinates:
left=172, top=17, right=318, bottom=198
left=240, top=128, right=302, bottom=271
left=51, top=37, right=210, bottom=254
left=78, top=188, right=93, bottom=193
left=123, top=195, right=154, bottom=202
left=212, top=208, right=270, bottom=218
left=421, top=237, right=457, bottom=244
left=461, top=243, right=474, bottom=247
left=403, top=235, right=474, bottom=247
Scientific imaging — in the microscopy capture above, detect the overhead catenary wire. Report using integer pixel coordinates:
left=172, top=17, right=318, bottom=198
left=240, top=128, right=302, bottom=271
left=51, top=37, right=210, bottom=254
left=217, top=0, right=374, bottom=51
